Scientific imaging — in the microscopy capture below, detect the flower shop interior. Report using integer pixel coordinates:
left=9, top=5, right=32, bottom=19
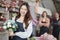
left=0, top=0, right=60, bottom=40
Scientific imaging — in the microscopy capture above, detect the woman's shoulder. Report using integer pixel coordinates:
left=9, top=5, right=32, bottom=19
left=28, top=20, right=32, bottom=24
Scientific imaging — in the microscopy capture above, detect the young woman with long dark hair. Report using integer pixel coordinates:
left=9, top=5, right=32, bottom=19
left=38, top=11, right=50, bottom=36
left=9, top=2, right=33, bottom=40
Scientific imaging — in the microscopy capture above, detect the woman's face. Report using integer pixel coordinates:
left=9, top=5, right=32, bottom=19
left=42, top=12, right=47, bottom=17
left=20, top=5, right=28, bottom=16
left=55, top=13, right=59, bottom=18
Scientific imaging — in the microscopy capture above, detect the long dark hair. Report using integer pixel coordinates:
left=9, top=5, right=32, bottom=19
left=42, top=11, right=48, bottom=17
left=15, top=2, right=32, bottom=28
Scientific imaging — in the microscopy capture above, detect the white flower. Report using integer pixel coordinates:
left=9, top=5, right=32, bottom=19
left=7, top=21, right=11, bottom=27
left=7, top=21, right=11, bottom=25
left=12, top=25, right=15, bottom=28
left=3, top=26, right=7, bottom=29
left=7, top=24, right=11, bottom=27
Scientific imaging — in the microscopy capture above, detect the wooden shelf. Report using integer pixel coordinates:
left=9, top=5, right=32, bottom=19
left=0, top=6, right=9, bottom=25
left=0, top=31, right=9, bottom=40
left=0, top=18, right=6, bottom=21
left=9, top=7, right=19, bottom=13
left=0, top=4, right=19, bottom=13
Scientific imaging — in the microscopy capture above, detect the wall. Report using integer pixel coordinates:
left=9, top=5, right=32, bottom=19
left=41, top=0, right=56, bottom=13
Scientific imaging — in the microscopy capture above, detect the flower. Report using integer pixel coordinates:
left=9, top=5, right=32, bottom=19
left=39, top=33, right=57, bottom=40
left=3, top=19, right=18, bottom=31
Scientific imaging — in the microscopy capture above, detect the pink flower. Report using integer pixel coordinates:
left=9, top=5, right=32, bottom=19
left=39, top=33, right=57, bottom=40
left=39, top=35, right=45, bottom=40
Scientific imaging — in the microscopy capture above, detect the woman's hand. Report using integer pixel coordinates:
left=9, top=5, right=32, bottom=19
left=9, top=32, right=15, bottom=36
left=35, top=0, right=40, bottom=14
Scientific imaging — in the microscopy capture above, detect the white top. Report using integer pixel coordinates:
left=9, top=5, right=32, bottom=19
left=15, top=19, right=33, bottom=38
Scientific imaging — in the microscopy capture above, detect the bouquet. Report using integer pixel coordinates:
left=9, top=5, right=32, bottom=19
left=3, top=19, right=18, bottom=31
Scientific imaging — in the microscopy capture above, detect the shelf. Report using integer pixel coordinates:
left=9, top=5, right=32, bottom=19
left=0, top=31, right=9, bottom=40
left=0, top=18, right=6, bottom=21
left=0, top=7, right=9, bottom=14
left=9, top=7, right=19, bottom=13
left=0, top=21, right=4, bottom=24
left=0, top=4, right=19, bottom=13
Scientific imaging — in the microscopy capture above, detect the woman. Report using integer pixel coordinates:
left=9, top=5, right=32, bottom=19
left=9, top=2, right=33, bottom=40
left=52, top=12, right=60, bottom=40
left=38, top=11, right=50, bottom=36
